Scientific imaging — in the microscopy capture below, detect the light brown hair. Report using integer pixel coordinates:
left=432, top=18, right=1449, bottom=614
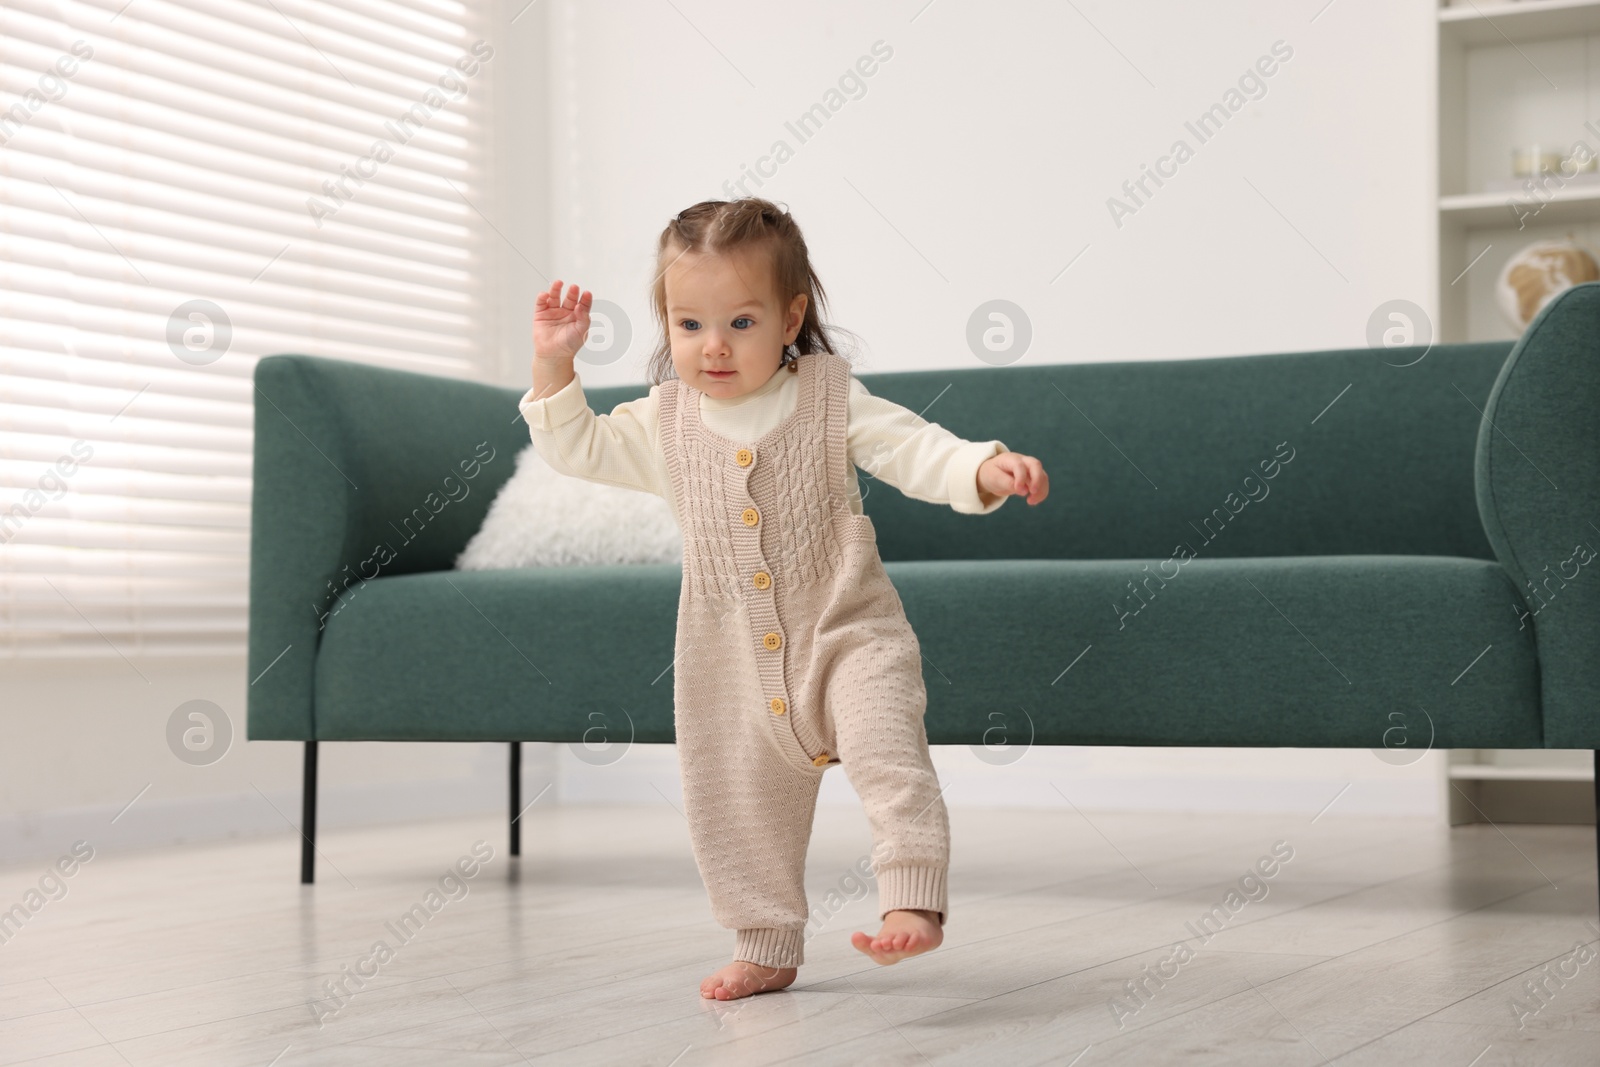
left=645, top=197, right=858, bottom=385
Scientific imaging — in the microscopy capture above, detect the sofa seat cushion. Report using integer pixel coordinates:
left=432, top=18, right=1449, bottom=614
left=312, top=555, right=1540, bottom=749
left=314, top=563, right=683, bottom=742
left=901, top=554, right=1540, bottom=750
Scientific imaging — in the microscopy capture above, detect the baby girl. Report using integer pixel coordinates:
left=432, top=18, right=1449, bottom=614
left=520, top=197, right=1048, bottom=1001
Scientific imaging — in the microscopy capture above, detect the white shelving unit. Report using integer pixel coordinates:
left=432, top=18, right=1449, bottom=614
left=1441, top=183, right=1600, bottom=226
left=1445, top=750, right=1595, bottom=825
left=1437, top=0, right=1600, bottom=343
left=1435, top=0, right=1598, bottom=824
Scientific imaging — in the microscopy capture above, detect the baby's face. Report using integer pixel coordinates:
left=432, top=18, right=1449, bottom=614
left=664, top=245, right=806, bottom=398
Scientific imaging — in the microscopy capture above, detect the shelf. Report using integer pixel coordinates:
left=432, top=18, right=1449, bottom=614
left=1440, top=183, right=1600, bottom=226
left=1439, top=0, right=1600, bottom=47
left=1448, top=764, right=1595, bottom=781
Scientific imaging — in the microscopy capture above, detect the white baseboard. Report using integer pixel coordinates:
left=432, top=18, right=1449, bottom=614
left=0, top=778, right=507, bottom=867
left=555, top=743, right=1443, bottom=820
left=0, top=743, right=1441, bottom=866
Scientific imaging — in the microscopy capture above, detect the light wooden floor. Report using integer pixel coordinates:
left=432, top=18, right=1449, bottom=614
left=2, top=803, right=1597, bottom=1065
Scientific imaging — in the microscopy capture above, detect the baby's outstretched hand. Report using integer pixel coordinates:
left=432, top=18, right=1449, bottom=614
left=533, top=280, right=593, bottom=361
left=977, top=452, right=1049, bottom=506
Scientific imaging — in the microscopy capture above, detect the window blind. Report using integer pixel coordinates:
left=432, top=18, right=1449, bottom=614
left=0, top=0, right=496, bottom=658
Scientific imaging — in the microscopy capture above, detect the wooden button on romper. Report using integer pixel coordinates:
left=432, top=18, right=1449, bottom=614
left=657, top=350, right=952, bottom=970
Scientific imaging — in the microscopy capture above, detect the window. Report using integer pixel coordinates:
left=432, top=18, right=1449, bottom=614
left=1, top=0, right=496, bottom=657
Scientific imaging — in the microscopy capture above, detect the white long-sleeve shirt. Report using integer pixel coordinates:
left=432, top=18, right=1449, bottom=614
left=517, top=360, right=1009, bottom=519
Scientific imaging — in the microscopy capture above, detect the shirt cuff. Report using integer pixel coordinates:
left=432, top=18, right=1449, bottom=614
left=948, top=439, right=1007, bottom=515
left=518, top=371, right=587, bottom=432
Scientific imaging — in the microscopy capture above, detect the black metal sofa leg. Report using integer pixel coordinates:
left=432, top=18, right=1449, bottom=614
left=510, top=741, right=522, bottom=857
left=301, top=740, right=318, bottom=884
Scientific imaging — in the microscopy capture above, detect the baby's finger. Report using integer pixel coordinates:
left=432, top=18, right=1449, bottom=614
left=1030, top=462, right=1049, bottom=502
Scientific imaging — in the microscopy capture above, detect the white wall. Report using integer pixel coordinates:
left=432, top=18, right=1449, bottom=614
left=493, top=0, right=1438, bottom=384
left=3, top=0, right=1450, bottom=866
left=0, top=654, right=559, bottom=866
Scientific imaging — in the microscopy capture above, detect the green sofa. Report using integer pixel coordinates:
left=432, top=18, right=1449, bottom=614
left=248, top=283, right=1600, bottom=898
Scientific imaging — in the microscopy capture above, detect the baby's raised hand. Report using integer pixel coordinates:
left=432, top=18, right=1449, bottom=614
left=978, top=451, right=1049, bottom=506
left=533, top=280, right=594, bottom=361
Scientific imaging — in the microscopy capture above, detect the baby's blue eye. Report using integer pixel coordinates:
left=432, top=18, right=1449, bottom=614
left=680, top=316, right=754, bottom=330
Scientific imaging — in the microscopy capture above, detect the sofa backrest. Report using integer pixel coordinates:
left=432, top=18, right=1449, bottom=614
left=254, top=338, right=1515, bottom=589
left=815, top=340, right=1515, bottom=563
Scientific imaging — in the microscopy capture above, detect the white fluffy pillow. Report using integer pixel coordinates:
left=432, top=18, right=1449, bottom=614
left=454, top=443, right=681, bottom=569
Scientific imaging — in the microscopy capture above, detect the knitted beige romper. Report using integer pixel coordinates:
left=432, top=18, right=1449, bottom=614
left=657, top=349, right=951, bottom=970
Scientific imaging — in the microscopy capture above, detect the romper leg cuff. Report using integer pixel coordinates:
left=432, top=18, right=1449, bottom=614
left=734, top=926, right=805, bottom=969
left=877, top=864, right=948, bottom=926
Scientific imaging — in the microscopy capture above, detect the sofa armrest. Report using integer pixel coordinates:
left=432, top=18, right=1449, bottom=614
left=247, top=354, right=528, bottom=740
left=1474, top=281, right=1600, bottom=750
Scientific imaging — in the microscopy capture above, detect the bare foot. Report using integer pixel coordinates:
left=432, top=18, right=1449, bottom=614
left=699, top=959, right=797, bottom=1001
left=851, top=908, right=943, bottom=964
